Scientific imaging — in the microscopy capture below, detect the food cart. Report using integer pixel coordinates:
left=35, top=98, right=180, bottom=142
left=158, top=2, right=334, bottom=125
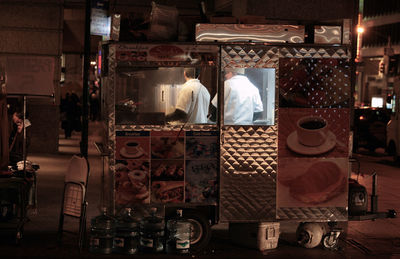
left=97, top=24, right=394, bottom=251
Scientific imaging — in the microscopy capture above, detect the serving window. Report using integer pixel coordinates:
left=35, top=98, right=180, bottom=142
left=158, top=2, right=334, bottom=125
left=217, top=68, right=276, bottom=126
left=115, top=66, right=218, bottom=125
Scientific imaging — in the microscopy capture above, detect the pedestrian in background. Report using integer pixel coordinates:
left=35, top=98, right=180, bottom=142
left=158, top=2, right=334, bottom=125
left=9, top=111, right=31, bottom=166
left=89, top=86, right=100, bottom=121
left=0, top=76, right=9, bottom=171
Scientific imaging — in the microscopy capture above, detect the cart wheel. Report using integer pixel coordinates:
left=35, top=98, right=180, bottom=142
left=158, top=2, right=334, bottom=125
left=296, top=222, right=325, bottom=249
left=183, top=211, right=212, bottom=253
left=322, top=233, right=339, bottom=250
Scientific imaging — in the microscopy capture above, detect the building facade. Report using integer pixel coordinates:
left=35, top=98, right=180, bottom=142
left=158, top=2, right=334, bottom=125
left=357, top=0, right=400, bottom=107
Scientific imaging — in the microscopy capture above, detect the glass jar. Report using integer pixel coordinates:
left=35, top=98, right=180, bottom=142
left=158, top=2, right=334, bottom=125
left=139, top=207, right=165, bottom=253
left=113, top=208, right=139, bottom=254
left=88, top=207, right=116, bottom=254
left=166, top=209, right=191, bottom=254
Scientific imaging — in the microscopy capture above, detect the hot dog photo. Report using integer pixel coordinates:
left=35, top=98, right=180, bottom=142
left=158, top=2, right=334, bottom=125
left=151, top=181, right=184, bottom=203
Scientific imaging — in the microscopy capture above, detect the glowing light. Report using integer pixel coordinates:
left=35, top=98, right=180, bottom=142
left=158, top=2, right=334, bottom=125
left=357, top=26, right=364, bottom=34
left=371, top=97, right=384, bottom=108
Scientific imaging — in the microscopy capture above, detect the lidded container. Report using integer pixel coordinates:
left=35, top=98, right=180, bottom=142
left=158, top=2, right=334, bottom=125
left=139, top=207, right=165, bottom=253
left=166, top=209, right=191, bottom=254
left=89, top=207, right=116, bottom=254
left=113, top=207, right=139, bottom=254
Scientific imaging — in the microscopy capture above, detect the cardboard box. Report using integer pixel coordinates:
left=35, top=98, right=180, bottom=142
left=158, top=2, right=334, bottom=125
left=229, top=222, right=280, bottom=251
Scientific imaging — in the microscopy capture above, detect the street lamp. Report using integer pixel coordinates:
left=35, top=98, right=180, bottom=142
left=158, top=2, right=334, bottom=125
left=356, top=25, right=364, bottom=62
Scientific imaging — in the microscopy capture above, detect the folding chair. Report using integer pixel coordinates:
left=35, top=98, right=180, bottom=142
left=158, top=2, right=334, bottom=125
left=57, top=154, right=90, bottom=250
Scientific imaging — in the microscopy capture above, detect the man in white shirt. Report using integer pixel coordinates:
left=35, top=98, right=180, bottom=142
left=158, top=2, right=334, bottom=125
left=210, top=68, right=263, bottom=125
left=166, top=68, right=210, bottom=124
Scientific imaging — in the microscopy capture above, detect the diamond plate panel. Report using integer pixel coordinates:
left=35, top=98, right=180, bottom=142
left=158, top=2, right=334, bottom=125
left=220, top=125, right=277, bottom=222
left=279, top=47, right=350, bottom=59
left=277, top=207, right=347, bottom=221
left=220, top=45, right=279, bottom=222
left=279, top=58, right=351, bottom=108
left=115, top=124, right=218, bottom=132
left=220, top=44, right=349, bottom=222
left=222, top=45, right=279, bottom=68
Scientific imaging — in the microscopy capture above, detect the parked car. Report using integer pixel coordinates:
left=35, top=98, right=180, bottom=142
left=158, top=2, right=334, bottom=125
left=353, top=108, right=392, bottom=153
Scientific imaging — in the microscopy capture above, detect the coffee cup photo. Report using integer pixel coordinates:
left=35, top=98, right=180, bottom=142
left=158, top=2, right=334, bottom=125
left=125, top=141, right=141, bottom=154
left=280, top=108, right=347, bottom=157
left=296, top=116, right=328, bottom=147
left=120, top=141, right=145, bottom=158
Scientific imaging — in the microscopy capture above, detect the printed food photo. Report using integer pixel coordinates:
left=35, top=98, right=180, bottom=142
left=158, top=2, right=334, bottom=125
left=278, top=108, right=349, bottom=158
left=277, top=158, right=348, bottom=208
left=115, top=160, right=150, bottom=205
left=151, top=181, right=184, bottom=203
left=115, top=136, right=149, bottom=160
left=151, top=160, right=184, bottom=181
left=151, top=136, right=184, bottom=159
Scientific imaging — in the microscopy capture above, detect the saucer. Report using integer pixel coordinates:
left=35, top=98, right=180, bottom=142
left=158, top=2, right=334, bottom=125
left=120, top=147, right=144, bottom=159
left=286, top=131, right=336, bottom=155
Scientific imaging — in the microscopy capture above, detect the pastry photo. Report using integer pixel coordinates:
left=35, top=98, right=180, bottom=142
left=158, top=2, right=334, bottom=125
left=277, top=158, right=348, bottom=207
left=115, top=161, right=150, bottom=205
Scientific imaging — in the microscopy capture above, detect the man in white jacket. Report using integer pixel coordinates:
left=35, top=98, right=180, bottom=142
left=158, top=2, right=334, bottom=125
left=210, top=67, right=263, bottom=125
left=166, top=68, right=210, bottom=124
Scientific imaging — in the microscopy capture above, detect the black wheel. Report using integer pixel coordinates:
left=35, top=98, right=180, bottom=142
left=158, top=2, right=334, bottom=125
left=322, top=233, right=339, bottom=250
left=296, top=222, right=324, bottom=249
left=183, top=211, right=212, bottom=252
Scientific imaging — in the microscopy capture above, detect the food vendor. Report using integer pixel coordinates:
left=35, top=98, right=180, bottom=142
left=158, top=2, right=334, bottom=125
left=165, top=68, right=210, bottom=124
left=210, top=68, right=263, bottom=125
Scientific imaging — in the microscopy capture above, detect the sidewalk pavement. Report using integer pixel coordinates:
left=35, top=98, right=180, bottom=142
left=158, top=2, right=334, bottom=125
left=0, top=121, right=105, bottom=258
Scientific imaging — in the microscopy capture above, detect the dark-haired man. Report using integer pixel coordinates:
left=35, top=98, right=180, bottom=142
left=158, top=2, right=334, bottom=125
left=166, top=67, right=210, bottom=124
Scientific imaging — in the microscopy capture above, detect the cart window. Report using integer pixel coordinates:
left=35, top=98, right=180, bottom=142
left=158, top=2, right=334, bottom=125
left=115, top=66, right=217, bottom=125
left=214, top=68, right=275, bottom=126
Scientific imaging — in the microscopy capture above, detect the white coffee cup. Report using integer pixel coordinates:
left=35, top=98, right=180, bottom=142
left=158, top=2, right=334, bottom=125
left=296, top=116, right=328, bottom=147
left=125, top=141, right=141, bottom=154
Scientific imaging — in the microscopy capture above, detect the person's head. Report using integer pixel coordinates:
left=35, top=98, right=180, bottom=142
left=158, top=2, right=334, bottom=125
left=183, top=67, right=196, bottom=81
left=12, top=112, right=23, bottom=125
left=224, top=68, right=245, bottom=80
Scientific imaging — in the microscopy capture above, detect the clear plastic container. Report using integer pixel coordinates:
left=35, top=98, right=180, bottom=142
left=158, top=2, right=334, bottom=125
left=166, top=209, right=191, bottom=254
left=139, top=207, right=165, bottom=253
left=88, top=207, right=116, bottom=254
left=113, top=208, right=139, bottom=254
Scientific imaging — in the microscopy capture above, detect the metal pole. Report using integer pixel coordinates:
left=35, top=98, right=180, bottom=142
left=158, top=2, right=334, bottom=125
left=371, top=171, right=378, bottom=213
left=81, top=0, right=91, bottom=158
left=23, top=95, right=26, bottom=177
